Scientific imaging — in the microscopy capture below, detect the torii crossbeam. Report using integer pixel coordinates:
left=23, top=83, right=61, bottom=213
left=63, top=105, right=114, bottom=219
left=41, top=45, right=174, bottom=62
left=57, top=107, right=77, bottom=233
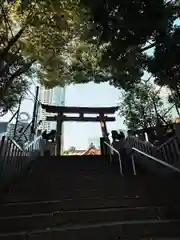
left=41, top=104, right=118, bottom=155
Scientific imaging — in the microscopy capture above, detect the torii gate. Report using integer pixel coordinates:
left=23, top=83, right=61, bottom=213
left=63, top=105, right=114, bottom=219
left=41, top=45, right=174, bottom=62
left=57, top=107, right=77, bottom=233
left=41, top=104, right=118, bottom=155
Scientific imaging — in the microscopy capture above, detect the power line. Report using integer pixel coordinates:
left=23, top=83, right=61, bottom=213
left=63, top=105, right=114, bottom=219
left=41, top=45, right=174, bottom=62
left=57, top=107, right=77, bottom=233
left=26, top=88, right=42, bottom=105
left=26, top=89, right=36, bottom=98
left=24, top=96, right=34, bottom=101
left=30, top=77, right=38, bottom=87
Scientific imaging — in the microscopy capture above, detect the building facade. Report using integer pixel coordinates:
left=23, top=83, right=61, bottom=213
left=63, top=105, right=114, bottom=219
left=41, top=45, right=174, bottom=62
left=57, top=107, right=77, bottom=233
left=0, top=122, right=8, bottom=136
left=38, top=86, right=65, bottom=131
left=38, top=86, right=66, bottom=150
left=38, top=88, right=53, bottom=132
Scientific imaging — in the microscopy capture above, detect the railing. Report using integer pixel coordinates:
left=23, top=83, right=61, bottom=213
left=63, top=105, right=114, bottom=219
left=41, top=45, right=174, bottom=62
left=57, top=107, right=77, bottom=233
left=127, top=135, right=160, bottom=157
left=24, top=135, right=43, bottom=153
left=0, top=135, right=43, bottom=188
left=158, top=136, right=180, bottom=165
left=132, top=147, right=180, bottom=173
left=127, top=135, right=180, bottom=168
left=104, top=141, right=123, bottom=176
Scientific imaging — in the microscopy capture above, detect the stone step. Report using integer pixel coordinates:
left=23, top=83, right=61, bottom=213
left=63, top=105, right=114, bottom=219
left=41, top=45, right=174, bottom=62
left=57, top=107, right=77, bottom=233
left=5, top=190, right=124, bottom=202
left=8, top=185, right=124, bottom=197
left=12, top=172, right=118, bottom=181
left=23, top=170, right=116, bottom=178
left=4, top=188, right=180, bottom=205
left=9, top=171, right=119, bottom=185
left=7, top=181, right=180, bottom=203
left=0, top=155, right=180, bottom=239
left=1, top=197, right=179, bottom=217
left=0, top=206, right=167, bottom=233
left=37, top=156, right=105, bottom=162
left=32, top=159, right=109, bottom=168
left=10, top=174, right=179, bottom=188
left=1, top=219, right=180, bottom=239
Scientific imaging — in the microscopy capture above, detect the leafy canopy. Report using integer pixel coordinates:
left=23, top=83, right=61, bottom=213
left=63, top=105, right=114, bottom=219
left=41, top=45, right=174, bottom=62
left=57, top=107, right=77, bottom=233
left=1, top=0, right=180, bottom=113
left=0, top=0, right=88, bottom=111
left=77, top=0, right=180, bottom=89
left=119, top=82, right=171, bottom=130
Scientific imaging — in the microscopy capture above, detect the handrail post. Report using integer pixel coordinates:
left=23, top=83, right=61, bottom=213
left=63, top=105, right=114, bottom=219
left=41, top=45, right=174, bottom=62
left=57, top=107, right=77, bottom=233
left=0, top=136, right=6, bottom=156
left=100, top=137, right=105, bottom=156
left=104, top=141, right=123, bottom=176
left=109, top=149, right=112, bottom=164
left=131, top=155, right=137, bottom=176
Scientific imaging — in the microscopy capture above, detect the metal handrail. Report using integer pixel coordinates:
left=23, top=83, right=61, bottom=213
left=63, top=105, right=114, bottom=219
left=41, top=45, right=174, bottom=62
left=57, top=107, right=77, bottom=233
left=7, top=135, right=42, bottom=152
left=0, top=133, right=43, bottom=188
left=104, top=141, right=123, bottom=176
left=158, top=136, right=176, bottom=150
left=25, top=135, right=42, bottom=150
left=8, top=137, right=24, bottom=152
left=132, top=147, right=180, bottom=173
left=128, top=135, right=177, bottom=150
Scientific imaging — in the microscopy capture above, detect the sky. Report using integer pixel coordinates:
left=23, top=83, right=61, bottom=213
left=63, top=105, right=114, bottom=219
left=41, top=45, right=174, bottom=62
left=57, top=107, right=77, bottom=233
left=1, top=82, right=125, bottom=149
left=63, top=83, right=125, bottom=149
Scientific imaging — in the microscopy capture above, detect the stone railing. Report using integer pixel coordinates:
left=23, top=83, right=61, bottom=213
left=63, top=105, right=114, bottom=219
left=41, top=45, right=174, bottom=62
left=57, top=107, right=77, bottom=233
left=126, top=135, right=180, bottom=166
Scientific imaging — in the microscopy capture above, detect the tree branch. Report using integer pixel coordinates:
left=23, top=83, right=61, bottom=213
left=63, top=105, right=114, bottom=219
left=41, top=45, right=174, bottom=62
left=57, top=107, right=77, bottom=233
left=0, top=60, right=35, bottom=101
left=141, top=42, right=157, bottom=53
left=0, top=27, right=26, bottom=60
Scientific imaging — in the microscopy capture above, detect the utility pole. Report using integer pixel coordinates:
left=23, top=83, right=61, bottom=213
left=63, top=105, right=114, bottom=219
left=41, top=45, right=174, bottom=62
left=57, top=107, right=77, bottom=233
left=13, top=96, right=22, bottom=140
left=31, top=86, right=39, bottom=138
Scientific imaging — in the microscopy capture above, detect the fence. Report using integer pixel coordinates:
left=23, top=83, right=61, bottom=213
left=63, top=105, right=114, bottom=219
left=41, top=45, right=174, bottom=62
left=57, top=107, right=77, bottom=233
left=0, top=135, right=42, bottom=189
left=127, top=135, right=180, bottom=167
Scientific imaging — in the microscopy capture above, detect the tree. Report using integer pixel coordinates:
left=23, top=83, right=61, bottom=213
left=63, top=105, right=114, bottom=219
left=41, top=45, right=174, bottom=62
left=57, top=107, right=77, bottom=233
left=0, top=2, right=34, bottom=107
left=148, top=26, right=180, bottom=102
left=0, top=50, right=32, bottom=114
left=168, top=92, right=180, bottom=116
left=63, top=146, right=76, bottom=155
left=76, top=0, right=180, bottom=89
left=0, top=0, right=87, bottom=101
left=0, top=77, right=29, bottom=117
left=2, top=0, right=180, bottom=105
left=119, top=83, right=171, bottom=130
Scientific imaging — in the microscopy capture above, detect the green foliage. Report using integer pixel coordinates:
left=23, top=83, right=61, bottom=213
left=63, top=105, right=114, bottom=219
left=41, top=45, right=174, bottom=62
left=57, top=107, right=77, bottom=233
left=0, top=0, right=88, bottom=110
left=119, top=83, right=171, bottom=130
left=148, top=26, right=180, bottom=101
left=1, top=0, right=180, bottom=110
left=78, top=0, right=180, bottom=89
left=0, top=0, right=87, bottom=75
left=3, top=77, right=29, bottom=109
left=63, top=146, right=76, bottom=155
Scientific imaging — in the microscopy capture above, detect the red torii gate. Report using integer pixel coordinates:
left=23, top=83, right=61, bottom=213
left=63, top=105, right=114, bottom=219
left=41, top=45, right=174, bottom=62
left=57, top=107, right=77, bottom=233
left=41, top=104, right=118, bottom=155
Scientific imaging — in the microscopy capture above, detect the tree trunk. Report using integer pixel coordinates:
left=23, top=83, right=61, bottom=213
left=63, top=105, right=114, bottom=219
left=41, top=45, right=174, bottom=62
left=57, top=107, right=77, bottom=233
left=141, top=42, right=157, bottom=53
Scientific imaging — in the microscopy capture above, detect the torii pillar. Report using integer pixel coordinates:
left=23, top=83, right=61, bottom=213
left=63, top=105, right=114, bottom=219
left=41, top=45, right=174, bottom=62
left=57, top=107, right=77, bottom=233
left=99, top=113, right=110, bottom=156
left=56, top=113, right=63, bottom=156
left=99, top=113, right=108, bottom=138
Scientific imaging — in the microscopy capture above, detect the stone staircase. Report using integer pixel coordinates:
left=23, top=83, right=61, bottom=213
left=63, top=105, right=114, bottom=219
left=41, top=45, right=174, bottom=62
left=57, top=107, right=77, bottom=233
left=0, top=155, right=180, bottom=239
